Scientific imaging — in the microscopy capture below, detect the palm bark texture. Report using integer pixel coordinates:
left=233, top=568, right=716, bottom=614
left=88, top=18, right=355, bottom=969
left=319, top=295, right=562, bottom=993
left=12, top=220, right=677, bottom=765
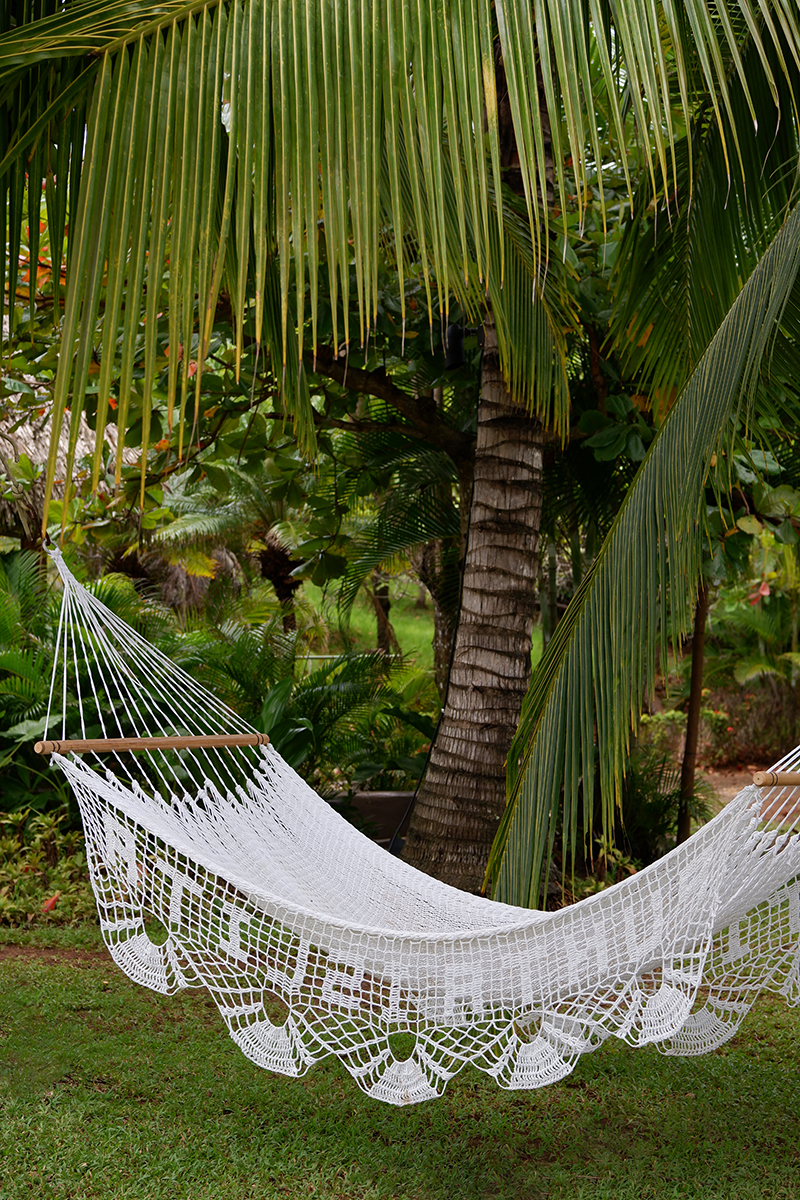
left=402, top=321, right=543, bottom=891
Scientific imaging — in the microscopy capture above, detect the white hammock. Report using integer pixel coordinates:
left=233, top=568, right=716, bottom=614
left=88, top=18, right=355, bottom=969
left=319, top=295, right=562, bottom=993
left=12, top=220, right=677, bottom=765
left=39, top=546, right=800, bottom=1106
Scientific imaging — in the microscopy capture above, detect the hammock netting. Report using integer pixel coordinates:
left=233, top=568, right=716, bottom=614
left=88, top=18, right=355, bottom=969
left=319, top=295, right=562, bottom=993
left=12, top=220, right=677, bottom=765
left=42, top=547, right=800, bottom=1105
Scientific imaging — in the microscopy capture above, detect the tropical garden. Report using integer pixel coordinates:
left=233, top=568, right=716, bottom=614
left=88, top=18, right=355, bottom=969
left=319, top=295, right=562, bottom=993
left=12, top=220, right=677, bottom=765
left=3, top=0, right=800, bottom=1194
left=2, top=0, right=800, bottom=915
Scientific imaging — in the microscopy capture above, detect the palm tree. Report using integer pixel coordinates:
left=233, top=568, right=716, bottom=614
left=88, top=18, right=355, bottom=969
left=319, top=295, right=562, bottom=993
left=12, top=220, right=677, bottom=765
left=3, top=0, right=800, bottom=900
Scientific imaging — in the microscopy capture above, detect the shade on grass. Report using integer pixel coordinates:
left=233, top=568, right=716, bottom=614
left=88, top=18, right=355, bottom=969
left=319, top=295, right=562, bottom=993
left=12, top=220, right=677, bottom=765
left=1, top=934, right=798, bottom=1200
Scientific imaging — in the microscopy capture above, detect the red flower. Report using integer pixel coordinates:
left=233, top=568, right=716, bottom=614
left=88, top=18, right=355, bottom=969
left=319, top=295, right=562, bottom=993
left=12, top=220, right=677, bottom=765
left=749, top=579, right=771, bottom=605
left=41, top=893, right=60, bottom=912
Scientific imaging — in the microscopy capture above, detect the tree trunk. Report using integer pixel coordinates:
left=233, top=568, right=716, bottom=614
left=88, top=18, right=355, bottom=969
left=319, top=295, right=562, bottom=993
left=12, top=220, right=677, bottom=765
left=259, top=530, right=301, bottom=632
left=401, top=320, right=543, bottom=891
left=412, top=538, right=461, bottom=702
left=677, top=582, right=709, bottom=844
left=369, top=569, right=400, bottom=655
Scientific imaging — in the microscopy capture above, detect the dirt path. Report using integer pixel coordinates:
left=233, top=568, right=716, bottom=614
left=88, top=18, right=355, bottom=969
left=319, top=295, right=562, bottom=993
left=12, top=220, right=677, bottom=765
left=703, top=768, right=756, bottom=811
left=0, top=943, right=110, bottom=964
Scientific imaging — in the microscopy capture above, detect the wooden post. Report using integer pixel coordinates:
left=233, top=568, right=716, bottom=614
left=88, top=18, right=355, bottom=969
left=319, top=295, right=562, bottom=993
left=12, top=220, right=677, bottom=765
left=677, top=583, right=709, bottom=844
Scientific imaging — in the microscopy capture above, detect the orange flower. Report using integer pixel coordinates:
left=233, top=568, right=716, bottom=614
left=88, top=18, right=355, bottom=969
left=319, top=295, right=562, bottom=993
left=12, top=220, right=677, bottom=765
left=41, top=893, right=60, bottom=912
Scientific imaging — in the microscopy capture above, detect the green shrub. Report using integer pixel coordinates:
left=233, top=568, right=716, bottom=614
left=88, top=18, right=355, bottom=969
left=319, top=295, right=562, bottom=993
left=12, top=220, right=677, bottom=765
left=0, top=807, right=96, bottom=926
left=570, top=744, right=715, bottom=901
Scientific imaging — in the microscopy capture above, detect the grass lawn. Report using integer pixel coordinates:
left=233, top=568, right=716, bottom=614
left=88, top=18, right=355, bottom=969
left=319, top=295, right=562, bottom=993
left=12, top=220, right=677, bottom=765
left=301, top=577, right=436, bottom=673
left=300, top=578, right=546, bottom=678
left=1, top=927, right=798, bottom=1199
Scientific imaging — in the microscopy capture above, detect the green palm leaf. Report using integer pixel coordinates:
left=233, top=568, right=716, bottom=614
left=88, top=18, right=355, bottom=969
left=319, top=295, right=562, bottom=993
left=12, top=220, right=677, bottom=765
left=612, top=30, right=800, bottom=405
left=0, top=3, right=196, bottom=68
left=338, top=486, right=461, bottom=614
left=486, top=199, right=800, bottom=908
left=5, top=0, right=800, bottom=529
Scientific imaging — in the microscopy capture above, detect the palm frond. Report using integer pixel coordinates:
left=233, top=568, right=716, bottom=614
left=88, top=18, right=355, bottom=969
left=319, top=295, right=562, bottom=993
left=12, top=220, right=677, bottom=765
left=0, top=646, right=51, bottom=719
left=733, top=657, right=782, bottom=683
left=338, top=487, right=461, bottom=613
left=4, top=1, right=800, bottom=527
left=292, top=651, right=396, bottom=732
left=611, top=30, right=800, bottom=405
left=486, top=199, right=800, bottom=907
left=0, top=550, right=48, bottom=624
left=150, top=504, right=245, bottom=546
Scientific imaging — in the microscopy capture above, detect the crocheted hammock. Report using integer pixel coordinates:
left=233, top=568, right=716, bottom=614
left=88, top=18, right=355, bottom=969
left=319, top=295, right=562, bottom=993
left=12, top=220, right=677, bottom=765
left=36, top=547, right=800, bottom=1106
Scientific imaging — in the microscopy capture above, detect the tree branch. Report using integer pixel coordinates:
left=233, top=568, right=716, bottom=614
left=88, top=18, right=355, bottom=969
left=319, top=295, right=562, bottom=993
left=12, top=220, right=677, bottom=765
left=310, top=347, right=475, bottom=468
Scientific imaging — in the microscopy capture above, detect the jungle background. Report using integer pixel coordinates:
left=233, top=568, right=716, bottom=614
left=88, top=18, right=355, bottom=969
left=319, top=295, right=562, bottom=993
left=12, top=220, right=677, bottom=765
left=4, top=0, right=800, bottom=921
left=3, top=178, right=800, bottom=924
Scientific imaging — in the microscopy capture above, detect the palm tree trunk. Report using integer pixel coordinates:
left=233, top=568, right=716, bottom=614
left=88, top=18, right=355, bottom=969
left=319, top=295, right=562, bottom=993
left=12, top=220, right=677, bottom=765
left=401, top=319, right=543, bottom=891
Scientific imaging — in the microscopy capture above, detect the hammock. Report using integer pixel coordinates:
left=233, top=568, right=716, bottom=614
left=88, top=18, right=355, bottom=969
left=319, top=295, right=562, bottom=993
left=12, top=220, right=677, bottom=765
left=36, top=546, right=800, bottom=1106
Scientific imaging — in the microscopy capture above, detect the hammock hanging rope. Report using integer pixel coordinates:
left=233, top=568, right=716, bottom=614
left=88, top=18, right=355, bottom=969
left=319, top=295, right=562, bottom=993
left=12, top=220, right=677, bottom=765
left=37, top=546, right=800, bottom=1106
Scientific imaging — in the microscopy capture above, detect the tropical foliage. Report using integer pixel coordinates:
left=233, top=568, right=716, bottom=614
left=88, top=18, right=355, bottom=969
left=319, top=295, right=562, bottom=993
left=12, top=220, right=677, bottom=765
left=4, top=0, right=799, bottom=492
left=0, top=547, right=436, bottom=827
left=0, top=804, right=96, bottom=924
left=3, top=0, right=800, bottom=905
left=489, top=211, right=800, bottom=903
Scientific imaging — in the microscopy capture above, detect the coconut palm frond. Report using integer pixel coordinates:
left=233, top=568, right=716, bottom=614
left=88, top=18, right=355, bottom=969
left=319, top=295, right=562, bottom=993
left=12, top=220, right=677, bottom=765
left=5, top=1, right=800, bottom=529
left=611, top=31, right=800, bottom=406
left=486, top=200, right=800, bottom=908
left=0, top=2, right=201, bottom=67
left=389, top=129, right=576, bottom=428
left=479, top=190, right=576, bottom=430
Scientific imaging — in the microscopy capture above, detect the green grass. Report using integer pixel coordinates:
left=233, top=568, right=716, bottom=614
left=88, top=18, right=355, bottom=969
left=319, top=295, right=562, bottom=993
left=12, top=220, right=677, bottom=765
left=302, top=578, right=544, bottom=677
left=1, top=945, right=799, bottom=1199
left=302, top=577, right=436, bottom=672
left=0, top=923, right=101, bottom=950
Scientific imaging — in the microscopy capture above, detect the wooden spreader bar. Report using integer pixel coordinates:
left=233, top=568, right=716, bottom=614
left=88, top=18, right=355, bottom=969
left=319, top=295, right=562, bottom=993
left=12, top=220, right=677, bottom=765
left=752, top=770, right=800, bottom=788
left=34, top=733, right=270, bottom=755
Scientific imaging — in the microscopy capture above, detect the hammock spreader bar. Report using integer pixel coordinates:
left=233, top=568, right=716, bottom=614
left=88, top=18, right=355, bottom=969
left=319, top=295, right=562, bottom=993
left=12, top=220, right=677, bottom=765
left=752, top=770, right=800, bottom=787
left=34, top=733, right=270, bottom=755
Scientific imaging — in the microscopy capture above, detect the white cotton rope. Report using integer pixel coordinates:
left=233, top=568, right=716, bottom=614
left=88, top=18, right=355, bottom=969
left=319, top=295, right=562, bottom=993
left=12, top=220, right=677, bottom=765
left=41, top=546, right=800, bottom=1106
